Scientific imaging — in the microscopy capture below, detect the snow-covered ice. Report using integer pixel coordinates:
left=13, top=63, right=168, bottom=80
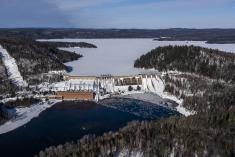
left=0, top=100, right=61, bottom=135
left=0, top=45, right=28, bottom=87
left=39, top=39, right=235, bottom=76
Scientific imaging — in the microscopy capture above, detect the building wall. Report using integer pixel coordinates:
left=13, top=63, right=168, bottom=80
left=56, top=91, right=94, bottom=101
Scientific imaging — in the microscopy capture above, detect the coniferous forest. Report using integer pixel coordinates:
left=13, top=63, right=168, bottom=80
left=134, top=45, right=235, bottom=82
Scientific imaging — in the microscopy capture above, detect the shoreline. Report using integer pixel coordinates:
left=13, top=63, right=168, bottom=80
left=99, top=95, right=181, bottom=119
left=0, top=89, right=190, bottom=135
left=117, top=92, right=175, bottom=110
left=0, top=100, right=61, bottom=135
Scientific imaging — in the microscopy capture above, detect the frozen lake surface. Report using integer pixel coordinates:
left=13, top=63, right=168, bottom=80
left=43, top=39, right=235, bottom=76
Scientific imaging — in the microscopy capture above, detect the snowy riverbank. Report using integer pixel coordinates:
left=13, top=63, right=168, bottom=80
left=120, top=92, right=175, bottom=109
left=128, top=74, right=194, bottom=116
left=0, top=100, right=61, bottom=135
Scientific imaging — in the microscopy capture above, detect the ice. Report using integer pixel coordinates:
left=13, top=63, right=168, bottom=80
left=39, top=39, right=235, bottom=76
left=0, top=100, right=60, bottom=135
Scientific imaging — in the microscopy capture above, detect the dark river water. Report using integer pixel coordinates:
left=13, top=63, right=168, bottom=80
left=0, top=100, right=179, bottom=157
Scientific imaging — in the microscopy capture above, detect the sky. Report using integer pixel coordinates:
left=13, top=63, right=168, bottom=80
left=0, top=0, right=235, bottom=28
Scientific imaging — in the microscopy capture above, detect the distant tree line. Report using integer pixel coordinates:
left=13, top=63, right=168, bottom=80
left=41, top=41, right=97, bottom=48
left=1, top=28, right=235, bottom=43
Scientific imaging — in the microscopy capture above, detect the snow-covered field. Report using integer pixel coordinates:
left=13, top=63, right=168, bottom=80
left=0, top=45, right=28, bottom=87
left=40, top=39, right=235, bottom=76
left=0, top=100, right=61, bottom=135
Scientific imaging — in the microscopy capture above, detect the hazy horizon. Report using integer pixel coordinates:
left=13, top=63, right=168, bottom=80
left=1, top=27, right=235, bottom=29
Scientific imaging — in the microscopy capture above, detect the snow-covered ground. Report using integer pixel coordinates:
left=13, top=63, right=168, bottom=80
left=0, top=45, right=28, bottom=87
left=140, top=74, right=194, bottom=116
left=0, top=100, right=61, bottom=135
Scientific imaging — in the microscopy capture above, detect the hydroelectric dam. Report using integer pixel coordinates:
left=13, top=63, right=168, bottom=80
left=44, top=72, right=164, bottom=101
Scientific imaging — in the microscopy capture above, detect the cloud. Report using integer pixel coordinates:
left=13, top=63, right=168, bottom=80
left=46, top=0, right=125, bottom=11
left=0, top=0, right=71, bottom=27
left=114, top=0, right=235, bottom=12
left=1, top=0, right=234, bottom=28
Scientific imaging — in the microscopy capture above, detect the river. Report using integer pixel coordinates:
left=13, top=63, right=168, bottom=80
left=0, top=100, right=179, bottom=157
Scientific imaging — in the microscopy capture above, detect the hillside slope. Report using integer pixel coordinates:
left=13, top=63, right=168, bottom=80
left=0, top=37, right=83, bottom=85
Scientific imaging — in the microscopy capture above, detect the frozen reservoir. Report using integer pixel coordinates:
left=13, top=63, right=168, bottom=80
left=41, top=39, right=235, bottom=76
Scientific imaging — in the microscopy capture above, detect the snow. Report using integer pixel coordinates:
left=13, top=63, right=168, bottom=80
left=100, top=78, right=115, bottom=93
left=38, top=79, right=99, bottom=92
left=141, top=74, right=194, bottom=116
left=38, top=39, right=235, bottom=76
left=115, top=149, right=143, bottom=157
left=48, top=70, right=66, bottom=75
left=0, top=45, right=28, bottom=87
left=0, top=100, right=60, bottom=135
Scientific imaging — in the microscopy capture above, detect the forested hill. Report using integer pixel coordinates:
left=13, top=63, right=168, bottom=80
left=134, top=45, right=235, bottom=82
left=0, top=37, right=83, bottom=77
left=0, top=37, right=83, bottom=87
